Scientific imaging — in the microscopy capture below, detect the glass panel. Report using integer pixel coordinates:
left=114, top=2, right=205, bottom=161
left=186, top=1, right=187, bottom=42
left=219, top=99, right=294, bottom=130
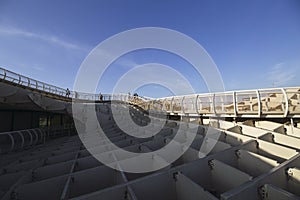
left=286, top=88, right=300, bottom=114
left=215, top=93, right=234, bottom=114
left=236, top=91, right=259, bottom=114
left=163, top=98, right=172, bottom=112
left=182, top=96, right=197, bottom=114
left=197, top=95, right=213, bottom=113
left=259, top=89, right=284, bottom=114
left=172, top=97, right=183, bottom=112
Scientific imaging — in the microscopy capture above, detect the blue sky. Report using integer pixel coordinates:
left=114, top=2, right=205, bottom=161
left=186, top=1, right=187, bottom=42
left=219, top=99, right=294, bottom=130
left=0, top=0, right=300, bottom=97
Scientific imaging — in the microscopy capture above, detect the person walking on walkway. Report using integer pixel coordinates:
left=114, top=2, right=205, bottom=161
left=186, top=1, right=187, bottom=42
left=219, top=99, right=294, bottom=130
left=66, top=88, right=70, bottom=98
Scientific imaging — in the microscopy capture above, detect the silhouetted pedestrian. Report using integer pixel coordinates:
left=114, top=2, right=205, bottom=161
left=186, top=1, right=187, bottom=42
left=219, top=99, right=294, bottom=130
left=66, top=88, right=70, bottom=98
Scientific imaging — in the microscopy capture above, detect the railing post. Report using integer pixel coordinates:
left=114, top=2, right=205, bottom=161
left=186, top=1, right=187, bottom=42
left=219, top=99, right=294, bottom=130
left=162, top=99, right=166, bottom=111
left=181, top=96, right=185, bottom=114
left=281, top=88, right=289, bottom=117
left=17, top=131, right=25, bottom=149
left=8, top=133, right=14, bottom=152
left=195, top=94, right=199, bottom=114
left=170, top=97, right=174, bottom=113
left=3, top=69, right=7, bottom=80
left=233, top=91, right=237, bottom=116
left=256, top=90, right=261, bottom=117
left=212, top=93, right=216, bottom=114
left=221, top=95, right=224, bottom=113
left=250, top=96, right=253, bottom=111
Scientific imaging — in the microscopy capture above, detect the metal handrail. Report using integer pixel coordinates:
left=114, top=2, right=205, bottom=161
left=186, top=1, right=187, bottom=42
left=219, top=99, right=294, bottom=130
left=0, top=67, right=68, bottom=97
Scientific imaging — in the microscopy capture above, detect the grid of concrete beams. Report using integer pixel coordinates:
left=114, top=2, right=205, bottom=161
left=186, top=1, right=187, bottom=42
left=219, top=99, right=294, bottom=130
left=0, top=103, right=299, bottom=200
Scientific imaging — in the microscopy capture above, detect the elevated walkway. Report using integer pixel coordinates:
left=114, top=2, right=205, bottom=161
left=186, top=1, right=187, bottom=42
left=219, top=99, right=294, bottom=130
left=1, top=67, right=299, bottom=119
left=150, top=88, right=300, bottom=118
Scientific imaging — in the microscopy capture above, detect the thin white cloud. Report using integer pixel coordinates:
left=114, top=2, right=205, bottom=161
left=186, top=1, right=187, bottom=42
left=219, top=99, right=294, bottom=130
left=113, top=63, right=195, bottom=96
left=117, top=58, right=138, bottom=69
left=91, top=48, right=139, bottom=69
left=0, top=25, right=85, bottom=51
left=268, top=62, right=296, bottom=87
left=31, top=65, right=45, bottom=71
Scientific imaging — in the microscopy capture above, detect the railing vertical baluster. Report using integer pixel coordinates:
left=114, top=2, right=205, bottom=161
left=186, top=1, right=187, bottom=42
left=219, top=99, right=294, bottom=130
left=281, top=88, right=289, bottom=118
left=181, top=96, right=185, bottom=114
left=3, top=69, right=7, bottom=80
left=233, top=91, right=237, bottom=116
left=256, top=90, right=261, bottom=118
left=170, top=97, right=174, bottom=113
left=195, top=95, right=199, bottom=114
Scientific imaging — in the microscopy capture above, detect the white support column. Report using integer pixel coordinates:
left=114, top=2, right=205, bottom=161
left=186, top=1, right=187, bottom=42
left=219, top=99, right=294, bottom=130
left=291, top=118, right=294, bottom=135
